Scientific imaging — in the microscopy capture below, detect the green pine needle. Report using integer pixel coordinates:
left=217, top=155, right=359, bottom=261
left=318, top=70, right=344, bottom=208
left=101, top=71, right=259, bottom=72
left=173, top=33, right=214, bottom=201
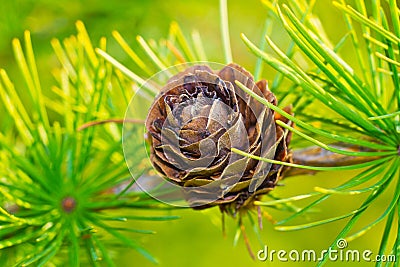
left=1, top=0, right=399, bottom=265
left=0, top=21, right=178, bottom=266
left=240, top=1, right=400, bottom=264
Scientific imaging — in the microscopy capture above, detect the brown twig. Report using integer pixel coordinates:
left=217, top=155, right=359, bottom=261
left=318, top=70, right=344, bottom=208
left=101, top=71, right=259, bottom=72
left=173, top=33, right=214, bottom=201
left=165, top=40, right=186, bottom=63
left=77, top=118, right=144, bottom=131
left=222, top=212, right=226, bottom=238
left=239, top=216, right=255, bottom=260
left=285, top=143, right=381, bottom=177
left=257, top=206, right=263, bottom=230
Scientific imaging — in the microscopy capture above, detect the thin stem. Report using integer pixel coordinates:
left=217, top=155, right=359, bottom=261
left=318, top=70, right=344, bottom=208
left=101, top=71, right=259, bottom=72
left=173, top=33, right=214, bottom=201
left=96, top=48, right=158, bottom=95
left=191, top=30, right=208, bottom=61
left=369, top=111, right=400, bottom=120
left=112, top=31, right=153, bottom=76
left=254, top=18, right=271, bottom=80
left=232, top=147, right=392, bottom=171
left=77, top=119, right=144, bottom=131
left=239, top=216, right=255, bottom=260
left=220, top=0, right=233, bottom=63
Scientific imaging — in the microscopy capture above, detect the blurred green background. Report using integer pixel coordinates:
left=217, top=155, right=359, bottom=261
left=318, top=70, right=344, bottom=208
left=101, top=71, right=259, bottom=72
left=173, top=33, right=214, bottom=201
left=0, top=0, right=393, bottom=266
